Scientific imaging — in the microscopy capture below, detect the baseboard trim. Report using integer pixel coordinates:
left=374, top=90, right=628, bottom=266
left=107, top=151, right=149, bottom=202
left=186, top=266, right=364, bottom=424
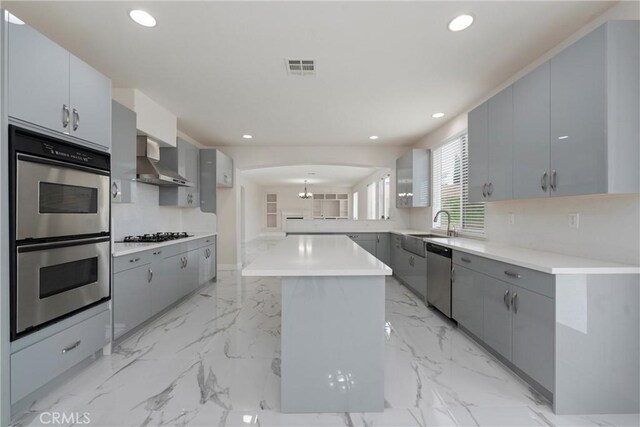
left=218, top=263, right=242, bottom=271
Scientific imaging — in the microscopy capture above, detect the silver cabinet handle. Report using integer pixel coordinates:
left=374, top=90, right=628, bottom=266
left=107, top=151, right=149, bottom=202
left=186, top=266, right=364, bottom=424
left=488, top=182, right=494, bottom=196
left=129, top=257, right=140, bottom=263
left=72, top=108, right=80, bottom=131
left=512, top=293, right=519, bottom=314
left=376, top=235, right=380, bottom=243
left=550, top=170, right=557, bottom=191
left=148, top=268, right=153, bottom=283
left=503, top=290, right=511, bottom=310
left=451, top=268, right=455, bottom=282
left=62, top=340, right=81, bottom=354
left=504, top=270, right=521, bottom=279
left=153, top=250, right=162, bottom=255
left=111, top=182, right=119, bottom=198
left=185, top=258, right=188, bottom=267
left=62, top=104, right=70, bottom=128
left=541, top=171, right=548, bottom=192
left=482, top=183, right=487, bottom=198
left=460, top=257, right=471, bottom=263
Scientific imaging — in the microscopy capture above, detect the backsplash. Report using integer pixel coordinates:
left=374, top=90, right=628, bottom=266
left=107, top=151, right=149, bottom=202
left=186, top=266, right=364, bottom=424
left=111, top=183, right=216, bottom=240
left=410, top=193, right=640, bottom=265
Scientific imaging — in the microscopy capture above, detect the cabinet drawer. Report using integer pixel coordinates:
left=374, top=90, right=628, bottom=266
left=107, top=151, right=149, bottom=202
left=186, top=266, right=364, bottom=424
left=188, top=236, right=216, bottom=251
left=11, top=309, right=110, bottom=404
left=113, top=250, right=153, bottom=273
left=453, top=251, right=554, bottom=298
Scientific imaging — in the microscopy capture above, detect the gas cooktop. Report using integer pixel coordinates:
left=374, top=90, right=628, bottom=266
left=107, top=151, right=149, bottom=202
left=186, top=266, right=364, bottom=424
left=118, top=232, right=193, bottom=243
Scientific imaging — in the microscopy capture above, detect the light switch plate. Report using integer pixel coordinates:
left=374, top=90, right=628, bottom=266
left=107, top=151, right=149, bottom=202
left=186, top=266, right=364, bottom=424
left=568, top=212, right=579, bottom=229
left=508, top=213, right=515, bottom=225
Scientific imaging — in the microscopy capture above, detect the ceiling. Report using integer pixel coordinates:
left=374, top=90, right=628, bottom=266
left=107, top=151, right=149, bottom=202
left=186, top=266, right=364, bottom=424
left=242, top=165, right=383, bottom=187
left=5, top=1, right=614, bottom=147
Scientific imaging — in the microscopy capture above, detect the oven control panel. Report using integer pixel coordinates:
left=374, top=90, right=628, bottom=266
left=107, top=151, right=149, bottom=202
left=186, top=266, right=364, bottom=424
left=42, top=142, right=92, bottom=164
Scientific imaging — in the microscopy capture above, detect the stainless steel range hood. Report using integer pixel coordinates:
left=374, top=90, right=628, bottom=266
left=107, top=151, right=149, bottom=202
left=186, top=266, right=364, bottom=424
left=136, top=136, right=193, bottom=187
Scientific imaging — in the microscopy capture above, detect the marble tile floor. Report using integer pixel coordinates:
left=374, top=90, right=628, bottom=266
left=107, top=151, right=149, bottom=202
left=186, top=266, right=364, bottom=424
left=11, top=238, right=640, bottom=427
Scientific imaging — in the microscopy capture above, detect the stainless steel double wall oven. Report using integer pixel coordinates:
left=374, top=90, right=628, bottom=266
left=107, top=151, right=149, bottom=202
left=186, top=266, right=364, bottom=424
left=9, top=125, right=111, bottom=340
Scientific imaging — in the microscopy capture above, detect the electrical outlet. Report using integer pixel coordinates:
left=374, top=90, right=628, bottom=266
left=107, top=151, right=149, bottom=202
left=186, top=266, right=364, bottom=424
left=568, top=212, right=579, bottom=229
left=508, top=213, right=515, bottom=225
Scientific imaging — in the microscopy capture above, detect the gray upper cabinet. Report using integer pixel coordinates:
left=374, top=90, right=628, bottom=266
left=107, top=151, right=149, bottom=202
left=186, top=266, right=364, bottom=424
left=469, top=87, right=513, bottom=202
left=69, top=54, right=112, bottom=149
left=550, top=21, right=639, bottom=197
left=160, top=138, right=200, bottom=207
left=469, top=20, right=639, bottom=202
left=395, top=149, right=430, bottom=208
left=217, top=150, right=234, bottom=187
left=8, top=20, right=69, bottom=134
left=468, top=103, right=489, bottom=203
left=200, top=149, right=217, bottom=213
left=513, top=62, right=550, bottom=199
left=7, top=19, right=111, bottom=150
left=486, top=86, right=513, bottom=201
left=111, top=101, right=137, bottom=203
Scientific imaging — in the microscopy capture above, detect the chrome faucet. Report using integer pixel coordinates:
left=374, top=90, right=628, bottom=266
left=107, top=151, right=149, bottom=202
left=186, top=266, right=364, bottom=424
left=434, top=210, right=456, bottom=237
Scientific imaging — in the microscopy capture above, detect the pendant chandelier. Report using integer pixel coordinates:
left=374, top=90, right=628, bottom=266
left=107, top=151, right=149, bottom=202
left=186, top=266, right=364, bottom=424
left=298, top=180, right=313, bottom=199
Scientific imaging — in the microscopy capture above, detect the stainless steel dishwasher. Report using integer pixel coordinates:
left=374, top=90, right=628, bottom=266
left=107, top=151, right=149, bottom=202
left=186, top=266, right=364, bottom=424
left=426, top=242, right=453, bottom=318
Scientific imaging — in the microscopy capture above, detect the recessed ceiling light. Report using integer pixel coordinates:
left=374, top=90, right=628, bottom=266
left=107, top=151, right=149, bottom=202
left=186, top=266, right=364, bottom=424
left=369, top=135, right=379, bottom=140
left=431, top=112, right=445, bottom=118
left=4, top=11, right=24, bottom=25
left=129, top=10, right=157, bottom=28
left=448, top=14, right=474, bottom=32
left=242, top=134, right=253, bottom=139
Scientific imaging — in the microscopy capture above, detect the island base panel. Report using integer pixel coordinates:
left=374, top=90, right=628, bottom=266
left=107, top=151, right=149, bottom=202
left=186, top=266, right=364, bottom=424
left=281, top=276, right=385, bottom=413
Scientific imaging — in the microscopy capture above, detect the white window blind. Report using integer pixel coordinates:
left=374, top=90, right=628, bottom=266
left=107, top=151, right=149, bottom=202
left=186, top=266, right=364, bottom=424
left=432, top=131, right=484, bottom=233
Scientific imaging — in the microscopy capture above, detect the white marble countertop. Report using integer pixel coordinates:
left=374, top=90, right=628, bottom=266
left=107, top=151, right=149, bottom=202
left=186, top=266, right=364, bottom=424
left=112, top=232, right=217, bottom=257
left=242, top=234, right=393, bottom=277
left=389, top=230, right=639, bottom=275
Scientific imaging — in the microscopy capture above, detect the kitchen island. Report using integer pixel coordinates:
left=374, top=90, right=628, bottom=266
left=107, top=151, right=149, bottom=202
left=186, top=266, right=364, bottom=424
left=242, top=234, right=392, bottom=413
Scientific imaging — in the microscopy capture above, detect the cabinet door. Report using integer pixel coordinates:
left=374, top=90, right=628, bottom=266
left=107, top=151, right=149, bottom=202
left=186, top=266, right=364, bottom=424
left=482, top=277, right=512, bottom=361
left=111, top=101, right=137, bottom=203
left=406, top=254, right=427, bottom=300
left=391, top=235, right=402, bottom=273
left=151, top=254, right=175, bottom=316
left=8, top=21, right=70, bottom=133
left=113, top=264, right=152, bottom=339
left=164, top=253, right=186, bottom=300
left=216, top=151, right=233, bottom=187
left=199, top=149, right=217, bottom=213
left=468, top=102, right=489, bottom=203
left=550, top=25, right=607, bottom=197
left=356, top=240, right=377, bottom=258
left=185, top=250, right=201, bottom=293
left=375, top=234, right=390, bottom=266
left=512, top=287, right=555, bottom=391
left=396, top=152, right=410, bottom=207
left=487, top=86, right=513, bottom=201
left=69, top=54, right=111, bottom=149
left=513, top=62, right=550, bottom=199
left=452, top=265, right=484, bottom=340
left=185, top=143, right=200, bottom=207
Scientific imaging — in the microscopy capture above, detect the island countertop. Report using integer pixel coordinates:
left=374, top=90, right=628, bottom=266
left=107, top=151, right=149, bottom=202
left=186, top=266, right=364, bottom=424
left=242, top=234, right=393, bottom=277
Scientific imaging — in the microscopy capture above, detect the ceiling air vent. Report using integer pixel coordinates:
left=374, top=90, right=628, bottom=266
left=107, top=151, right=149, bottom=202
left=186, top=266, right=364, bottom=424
left=286, top=58, right=315, bottom=76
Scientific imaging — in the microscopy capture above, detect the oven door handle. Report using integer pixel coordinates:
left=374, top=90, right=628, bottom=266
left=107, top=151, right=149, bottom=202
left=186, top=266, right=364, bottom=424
left=17, top=153, right=110, bottom=177
left=17, top=236, right=110, bottom=252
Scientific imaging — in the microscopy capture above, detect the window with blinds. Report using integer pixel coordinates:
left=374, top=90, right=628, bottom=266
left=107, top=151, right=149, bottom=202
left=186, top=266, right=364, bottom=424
left=432, top=131, right=485, bottom=233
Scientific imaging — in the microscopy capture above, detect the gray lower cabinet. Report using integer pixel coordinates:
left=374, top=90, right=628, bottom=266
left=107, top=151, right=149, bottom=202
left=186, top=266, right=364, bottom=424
left=111, top=100, right=137, bottom=203
left=198, top=244, right=217, bottom=284
left=393, top=245, right=426, bottom=300
left=452, top=251, right=555, bottom=393
left=511, top=286, right=555, bottom=391
left=482, top=277, right=513, bottom=361
left=347, top=233, right=377, bottom=257
left=113, top=262, right=153, bottom=339
left=10, top=309, right=110, bottom=405
left=375, top=233, right=390, bottom=266
left=451, top=265, right=484, bottom=339
left=391, top=234, right=403, bottom=272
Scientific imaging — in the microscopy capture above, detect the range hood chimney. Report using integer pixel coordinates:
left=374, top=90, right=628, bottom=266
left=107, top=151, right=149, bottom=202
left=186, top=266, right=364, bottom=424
left=136, top=136, right=193, bottom=187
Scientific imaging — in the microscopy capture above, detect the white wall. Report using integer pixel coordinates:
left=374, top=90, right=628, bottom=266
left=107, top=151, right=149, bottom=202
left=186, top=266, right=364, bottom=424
left=241, top=178, right=263, bottom=243
left=409, top=1, right=640, bottom=265
left=215, top=145, right=412, bottom=266
left=111, top=183, right=216, bottom=240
